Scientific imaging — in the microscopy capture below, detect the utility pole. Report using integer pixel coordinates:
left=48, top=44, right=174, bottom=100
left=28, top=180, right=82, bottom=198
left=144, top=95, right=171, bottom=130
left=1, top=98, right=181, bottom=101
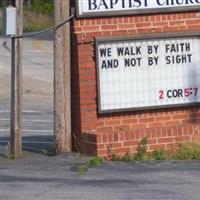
left=10, top=0, right=23, bottom=158
left=54, top=0, right=72, bottom=153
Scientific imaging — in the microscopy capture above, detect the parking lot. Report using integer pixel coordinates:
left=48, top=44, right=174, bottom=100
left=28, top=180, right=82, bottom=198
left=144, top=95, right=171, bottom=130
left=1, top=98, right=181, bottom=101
left=0, top=153, right=200, bottom=200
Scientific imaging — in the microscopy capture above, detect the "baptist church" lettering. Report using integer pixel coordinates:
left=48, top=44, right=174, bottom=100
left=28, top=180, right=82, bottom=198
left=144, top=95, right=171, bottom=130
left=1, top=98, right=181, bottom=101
left=87, top=0, right=200, bottom=11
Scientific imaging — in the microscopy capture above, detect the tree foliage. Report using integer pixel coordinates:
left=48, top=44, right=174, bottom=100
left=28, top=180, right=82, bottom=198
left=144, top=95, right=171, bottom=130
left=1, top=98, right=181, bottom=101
left=1, top=0, right=54, bottom=15
left=24, top=0, right=54, bottom=15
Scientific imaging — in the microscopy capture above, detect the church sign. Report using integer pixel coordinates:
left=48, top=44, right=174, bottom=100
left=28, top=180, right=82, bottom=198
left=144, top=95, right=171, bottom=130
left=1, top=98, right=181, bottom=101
left=96, top=33, right=200, bottom=113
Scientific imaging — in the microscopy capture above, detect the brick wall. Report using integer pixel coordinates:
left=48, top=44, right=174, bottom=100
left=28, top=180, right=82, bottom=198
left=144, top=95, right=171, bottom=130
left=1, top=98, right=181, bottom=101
left=71, top=12, right=200, bottom=157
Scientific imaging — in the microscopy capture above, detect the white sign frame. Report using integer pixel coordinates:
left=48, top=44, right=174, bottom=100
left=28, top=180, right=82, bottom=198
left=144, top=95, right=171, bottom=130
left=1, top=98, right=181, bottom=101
left=76, top=0, right=200, bottom=18
left=96, top=31, right=200, bottom=114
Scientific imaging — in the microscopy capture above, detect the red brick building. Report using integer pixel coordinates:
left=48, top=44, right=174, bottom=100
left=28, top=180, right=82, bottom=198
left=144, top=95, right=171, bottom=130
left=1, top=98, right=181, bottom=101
left=71, top=1, right=200, bottom=157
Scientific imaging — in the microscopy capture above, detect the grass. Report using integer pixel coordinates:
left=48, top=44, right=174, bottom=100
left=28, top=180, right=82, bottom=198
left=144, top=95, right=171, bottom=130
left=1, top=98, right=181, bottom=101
left=171, top=142, right=200, bottom=160
left=110, top=138, right=200, bottom=162
left=5, top=151, right=15, bottom=160
left=151, top=149, right=166, bottom=160
left=78, top=156, right=104, bottom=175
left=134, top=137, right=148, bottom=161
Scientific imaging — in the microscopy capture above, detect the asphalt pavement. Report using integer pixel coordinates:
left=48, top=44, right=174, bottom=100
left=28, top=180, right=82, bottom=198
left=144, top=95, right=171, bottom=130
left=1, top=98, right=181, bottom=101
left=0, top=153, right=200, bottom=200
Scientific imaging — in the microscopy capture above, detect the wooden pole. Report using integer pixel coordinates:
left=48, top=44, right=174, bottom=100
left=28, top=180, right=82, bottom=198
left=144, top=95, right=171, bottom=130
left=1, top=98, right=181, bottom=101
left=10, top=0, right=23, bottom=158
left=54, top=0, right=71, bottom=153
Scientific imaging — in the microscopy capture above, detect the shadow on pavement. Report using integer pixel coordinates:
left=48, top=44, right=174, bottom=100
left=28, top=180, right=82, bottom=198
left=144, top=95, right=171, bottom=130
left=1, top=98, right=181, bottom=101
left=0, top=135, right=54, bottom=156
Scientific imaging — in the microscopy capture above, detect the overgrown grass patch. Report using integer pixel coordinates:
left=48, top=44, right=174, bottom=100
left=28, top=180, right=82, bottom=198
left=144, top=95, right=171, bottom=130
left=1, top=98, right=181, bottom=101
left=78, top=156, right=104, bottom=175
left=171, top=141, right=200, bottom=160
left=110, top=138, right=200, bottom=162
left=4, top=151, right=15, bottom=160
left=150, top=149, right=167, bottom=160
left=134, top=137, right=148, bottom=161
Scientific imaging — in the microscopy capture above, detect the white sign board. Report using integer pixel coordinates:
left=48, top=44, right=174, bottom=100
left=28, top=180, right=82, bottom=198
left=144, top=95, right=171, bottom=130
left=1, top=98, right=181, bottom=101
left=96, top=34, right=200, bottom=113
left=77, top=0, right=200, bottom=17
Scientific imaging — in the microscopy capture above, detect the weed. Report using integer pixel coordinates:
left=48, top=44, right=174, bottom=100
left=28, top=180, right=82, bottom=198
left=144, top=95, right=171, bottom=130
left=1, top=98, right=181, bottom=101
left=171, top=142, right=200, bottom=160
left=134, top=137, right=148, bottom=161
left=78, top=164, right=88, bottom=175
left=5, top=152, right=15, bottom=160
left=87, top=156, right=104, bottom=167
left=41, top=149, right=49, bottom=156
left=109, top=140, right=200, bottom=162
left=121, top=152, right=134, bottom=162
left=78, top=156, right=104, bottom=175
left=110, top=138, right=148, bottom=162
left=111, top=153, right=121, bottom=161
left=151, top=149, right=166, bottom=160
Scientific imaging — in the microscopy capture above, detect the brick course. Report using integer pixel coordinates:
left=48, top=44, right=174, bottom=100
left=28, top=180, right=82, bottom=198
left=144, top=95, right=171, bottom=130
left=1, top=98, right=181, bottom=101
left=71, top=12, right=200, bottom=157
